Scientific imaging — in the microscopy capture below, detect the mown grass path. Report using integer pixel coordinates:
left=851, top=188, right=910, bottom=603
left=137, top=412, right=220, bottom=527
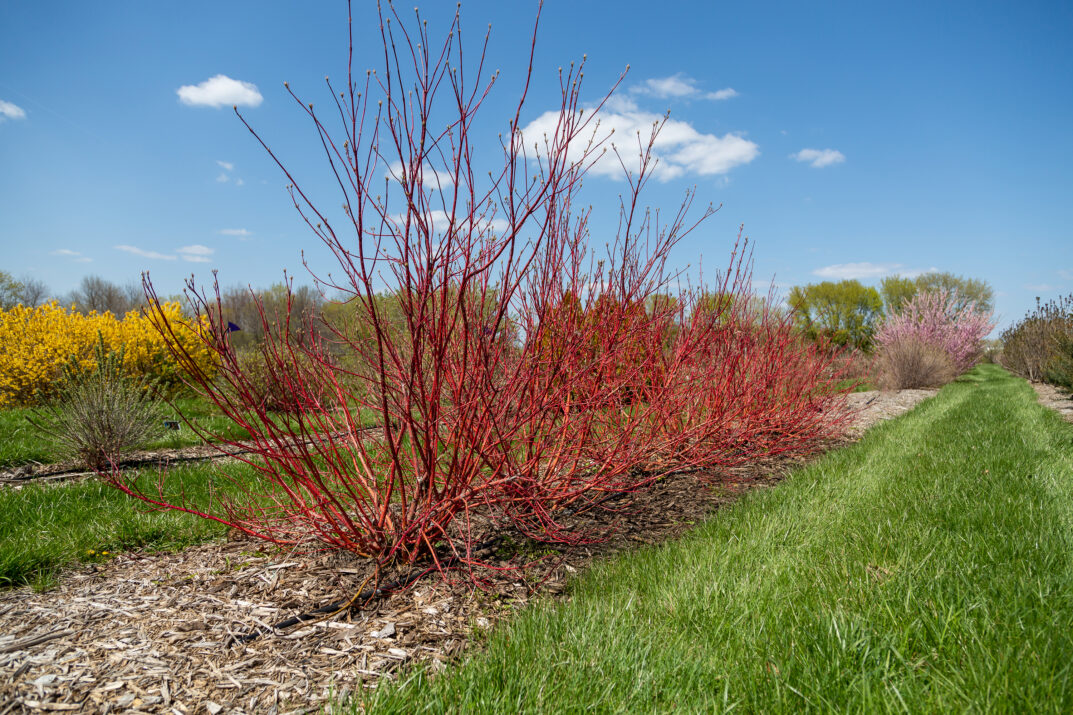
left=364, top=365, right=1073, bottom=713
left=0, top=463, right=255, bottom=589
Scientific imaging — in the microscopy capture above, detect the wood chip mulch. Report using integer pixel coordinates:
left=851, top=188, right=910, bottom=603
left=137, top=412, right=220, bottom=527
left=0, top=389, right=935, bottom=714
left=1031, top=381, right=1073, bottom=422
left=842, top=387, right=938, bottom=436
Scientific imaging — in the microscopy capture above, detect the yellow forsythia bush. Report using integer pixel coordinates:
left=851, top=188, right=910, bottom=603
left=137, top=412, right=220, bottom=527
left=0, top=301, right=216, bottom=407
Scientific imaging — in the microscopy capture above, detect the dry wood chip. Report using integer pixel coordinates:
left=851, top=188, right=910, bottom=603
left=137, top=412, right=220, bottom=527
left=0, top=629, right=75, bottom=655
left=19, top=702, right=83, bottom=712
left=1032, top=381, right=1073, bottom=422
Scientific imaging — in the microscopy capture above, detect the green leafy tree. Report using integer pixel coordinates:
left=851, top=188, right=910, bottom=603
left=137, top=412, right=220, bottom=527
left=788, top=280, right=883, bottom=350
left=881, top=272, right=993, bottom=315
left=0, top=271, right=23, bottom=310
left=878, top=275, right=916, bottom=315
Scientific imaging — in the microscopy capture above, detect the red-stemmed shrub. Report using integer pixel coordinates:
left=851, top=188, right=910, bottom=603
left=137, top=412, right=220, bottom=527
left=105, top=2, right=854, bottom=570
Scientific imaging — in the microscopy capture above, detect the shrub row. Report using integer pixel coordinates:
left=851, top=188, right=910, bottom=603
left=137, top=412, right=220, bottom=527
left=101, top=4, right=856, bottom=570
left=1000, top=293, right=1073, bottom=387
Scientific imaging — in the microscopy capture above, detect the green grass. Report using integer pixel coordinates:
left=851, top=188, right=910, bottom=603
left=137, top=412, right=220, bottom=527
left=0, top=407, right=52, bottom=467
left=835, top=377, right=877, bottom=393
left=0, top=393, right=381, bottom=469
left=145, top=395, right=254, bottom=450
left=0, top=395, right=252, bottom=468
left=363, top=364, right=1073, bottom=713
left=0, top=461, right=261, bottom=589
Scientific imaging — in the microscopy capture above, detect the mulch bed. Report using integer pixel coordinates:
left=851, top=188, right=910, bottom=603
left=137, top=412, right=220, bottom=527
left=1031, top=381, right=1073, bottom=423
left=0, top=389, right=935, bottom=714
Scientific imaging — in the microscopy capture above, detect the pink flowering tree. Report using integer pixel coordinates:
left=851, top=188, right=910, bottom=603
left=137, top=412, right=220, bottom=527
left=875, top=289, right=996, bottom=374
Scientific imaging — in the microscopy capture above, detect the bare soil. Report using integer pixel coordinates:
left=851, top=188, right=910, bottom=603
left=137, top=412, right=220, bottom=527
left=0, top=389, right=936, bottom=714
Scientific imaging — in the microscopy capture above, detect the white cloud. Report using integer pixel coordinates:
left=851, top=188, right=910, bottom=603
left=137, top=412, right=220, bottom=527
left=631, top=74, right=738, bottom=102
left=389, top=210, right=509, bottom=237
left=604, top=95, right=639, bottom=113
left=1058, top=269, right=1073, bottom=281
left=814, top=262, right=895, bottom=280
left=708, top=88, right=739, bottom=100
left=215, top=160, right=243, bottom=185
left=812, top=262, right=936, bottom=281
left=115, top=245, right=176, bottom=261
left=177, top=75, right=263, bottom=108
left=518, top=105, right=758, bottom=181
left=635, top=74, right=699, bottom=99
left=791, top=148, right=846, bottom=168
left=51, top=248, right=91, bottom=263
left=386, top=161, right=456, bottom=189
left=897, top=266, right=938, bottom=279
left=0, top=99, right=27, bottom=121
left=1025, top=283, right=1055, bottom=293
left=216, top=160, right=234, bottom=183
left=178, top=245, right=214, bottom=263
left=219, top=228, right=251, bottom=237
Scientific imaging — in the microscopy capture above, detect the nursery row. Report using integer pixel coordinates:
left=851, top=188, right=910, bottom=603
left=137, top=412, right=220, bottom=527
left=5, top=3, right=996, bottom=578
left=1000, top=292, right=1073, bottom=388
left=366, top=365, right=1073, bottom=713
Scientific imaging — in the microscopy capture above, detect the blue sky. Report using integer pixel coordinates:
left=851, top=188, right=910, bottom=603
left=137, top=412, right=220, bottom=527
left=1, top=0, right=1071, bottom=331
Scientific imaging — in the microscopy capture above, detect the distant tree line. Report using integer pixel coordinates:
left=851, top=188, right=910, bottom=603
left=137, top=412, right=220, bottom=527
left=788, top=272, right=995, bottom=351
left=4, top=268, right=995, bottom=358
left=0, top=272, right=323, bottom=336
left=1, top=271, right=148, bottom=315
left=0, top=271, right=50, bottom=310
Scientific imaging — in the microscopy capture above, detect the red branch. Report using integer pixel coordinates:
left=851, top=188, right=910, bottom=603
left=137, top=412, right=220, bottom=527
left=112, top=1, right=853, bottom=573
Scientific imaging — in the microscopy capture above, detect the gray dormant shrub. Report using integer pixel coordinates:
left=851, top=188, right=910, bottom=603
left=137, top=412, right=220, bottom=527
left=877, top=337, right=956, bottom=390
left=29, top=336, right=163, bottom=469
